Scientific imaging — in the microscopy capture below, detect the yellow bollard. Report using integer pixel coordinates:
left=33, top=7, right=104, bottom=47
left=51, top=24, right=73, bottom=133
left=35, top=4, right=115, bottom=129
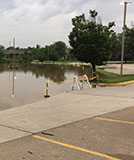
left=44, top=80, right=50, bottom=98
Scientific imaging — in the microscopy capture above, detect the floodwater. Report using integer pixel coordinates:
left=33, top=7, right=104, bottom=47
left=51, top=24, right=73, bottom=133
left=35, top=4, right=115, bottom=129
left=0, top=63, right=92, bottom=111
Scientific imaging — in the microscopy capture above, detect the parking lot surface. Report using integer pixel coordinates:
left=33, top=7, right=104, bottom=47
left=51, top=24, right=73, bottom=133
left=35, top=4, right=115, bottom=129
left=0, top=106, right=134, bottom=160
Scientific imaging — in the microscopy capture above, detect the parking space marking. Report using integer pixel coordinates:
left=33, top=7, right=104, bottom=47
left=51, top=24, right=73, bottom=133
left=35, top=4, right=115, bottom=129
left=95, top=117, right=134, bottom=125
left=33, top=135, right=120, bottom=160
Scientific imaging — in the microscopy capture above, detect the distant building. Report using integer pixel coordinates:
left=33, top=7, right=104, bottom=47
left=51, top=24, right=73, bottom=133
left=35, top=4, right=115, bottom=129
left=4, top=49, right=32, bottom=55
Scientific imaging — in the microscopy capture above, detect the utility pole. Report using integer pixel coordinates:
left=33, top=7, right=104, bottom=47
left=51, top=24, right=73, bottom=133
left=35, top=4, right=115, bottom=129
left=120, top=1, right=131, bottom=77
left=13, top=37, right=15, bottom=69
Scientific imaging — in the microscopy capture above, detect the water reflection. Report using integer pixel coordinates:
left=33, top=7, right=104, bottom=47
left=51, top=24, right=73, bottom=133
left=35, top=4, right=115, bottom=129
left=0, top=64, right=92, bottom=82
left=11, top=71, right=17, bottom=97
left=0, top=63, right=92, bottom=110
left=8, top=64, right=92, bottom=98
left=11, top=71, right=15, bottom=97
left=0, top=63, right=7, bottom=73
left=19, top=64, right=92, bottom=82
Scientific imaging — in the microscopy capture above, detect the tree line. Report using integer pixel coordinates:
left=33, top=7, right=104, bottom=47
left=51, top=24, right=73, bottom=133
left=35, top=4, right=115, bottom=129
left=0, top=41, right=73, bottom=63
left=18, top=41, right=74, bottom=63
left=0, top=10, right=134, bottom=70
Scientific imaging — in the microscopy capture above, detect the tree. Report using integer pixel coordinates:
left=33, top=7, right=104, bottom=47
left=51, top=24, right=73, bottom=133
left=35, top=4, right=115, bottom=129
left=110, top=33, right=122, bottom=61
left=30, top=44, right=41, bottom=60
left=0, top=45, right=5, bottom=63
left=69, top=10, right=117, bottom=72
left=111, top=27, right=134, bottom=62
left=6, top=46, right=14, bottom=50
left=65, top=47, right=75, bottom=60
left=38, top=47, right=48, bottom=62
left=52, top=41, right=67, bottom=60
left=124, top=27, right=134, bottom=61
left=19, top=50, right=33, bottom=63
left=48, top=45, right=59, bottom=62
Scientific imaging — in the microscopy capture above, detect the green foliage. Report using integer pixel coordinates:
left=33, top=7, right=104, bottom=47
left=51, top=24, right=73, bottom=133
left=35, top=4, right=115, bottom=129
left=19, top=50, right=33, bottom=63
left=110, top=33, right=122, bottom=61
left=69, top=10, right=117, bottom=71
left=37, top=48, right=48, bottom=62
left=48, top=46, right=59, bottom=62
left=52, top=41, right=67, bottom=60
left=111, top=26, right=134, bottom=62
left=28, top=41, right=68, bottom=62
left=90, top=10, right=98, bottom=19
left=124, top=27, right=134, bottom=61
left=0, top=45, right=5, bottom=63
left=33, top=41, right=68, bottom=62
left=3, top=41, right=70, bottom=63
left=6, top=46, right=14, bottom=50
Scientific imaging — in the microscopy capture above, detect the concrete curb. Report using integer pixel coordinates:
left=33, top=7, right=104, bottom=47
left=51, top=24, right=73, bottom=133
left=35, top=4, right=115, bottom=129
left=92, top=80, right=134, bottom=86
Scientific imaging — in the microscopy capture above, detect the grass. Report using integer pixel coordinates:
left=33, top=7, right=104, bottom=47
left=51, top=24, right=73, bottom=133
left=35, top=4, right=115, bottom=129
left=31, top=60, right=134, bottom=84
left=96, top=68, right=134, bottom=83
left=108, top=61, right=134, bottom=64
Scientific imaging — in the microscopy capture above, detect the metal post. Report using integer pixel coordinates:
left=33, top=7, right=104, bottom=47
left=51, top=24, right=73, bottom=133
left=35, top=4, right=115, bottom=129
left=120, top=2, right=127, bottom=77
left=120, top=1, right=131, bottom=76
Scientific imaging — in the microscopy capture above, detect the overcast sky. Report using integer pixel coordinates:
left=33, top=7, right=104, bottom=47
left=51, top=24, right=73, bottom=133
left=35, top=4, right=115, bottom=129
left=0, top=0, right=133, bottom=48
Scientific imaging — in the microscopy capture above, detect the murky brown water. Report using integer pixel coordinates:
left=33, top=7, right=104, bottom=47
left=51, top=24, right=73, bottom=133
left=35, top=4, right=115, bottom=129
left=0, top=63, right=92, bottom=110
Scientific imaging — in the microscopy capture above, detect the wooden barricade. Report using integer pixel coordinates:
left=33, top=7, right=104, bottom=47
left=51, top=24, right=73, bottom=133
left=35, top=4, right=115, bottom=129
left=72, top=75, right=92, bottom=90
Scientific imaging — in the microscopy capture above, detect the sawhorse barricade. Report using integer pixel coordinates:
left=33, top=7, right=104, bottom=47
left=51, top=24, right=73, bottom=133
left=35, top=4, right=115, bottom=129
left=72, top=75, right=92, bottom=90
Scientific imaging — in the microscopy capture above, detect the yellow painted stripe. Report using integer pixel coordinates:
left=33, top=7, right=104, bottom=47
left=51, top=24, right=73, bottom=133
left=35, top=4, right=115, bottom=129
left=95, top=117, right=134, bottom=125
left=92, top=80, right=134, bottom=86
left=33, top=135, right=120, bottom=160
left=48, top=79, right=134, bottom=86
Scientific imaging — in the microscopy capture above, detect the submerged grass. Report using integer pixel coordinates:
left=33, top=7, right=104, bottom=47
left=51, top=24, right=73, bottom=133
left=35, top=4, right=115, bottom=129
left=96, top=68, right=134, bottom=83
left=31, top=60, right=134, bottom=84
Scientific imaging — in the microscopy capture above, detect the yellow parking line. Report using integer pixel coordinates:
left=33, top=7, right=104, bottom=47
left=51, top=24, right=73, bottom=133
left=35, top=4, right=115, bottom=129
left=95, top=117, right=134, bottom=125
left=33, top=135, right=120, bottom=160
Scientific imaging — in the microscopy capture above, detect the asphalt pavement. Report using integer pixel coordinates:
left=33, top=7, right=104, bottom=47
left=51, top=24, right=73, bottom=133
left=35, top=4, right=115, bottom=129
left=0, top=85, right=134, bottom=142
left=0, top=81, right=134, bottom=159
left=0, top=106, right=134, bottom=160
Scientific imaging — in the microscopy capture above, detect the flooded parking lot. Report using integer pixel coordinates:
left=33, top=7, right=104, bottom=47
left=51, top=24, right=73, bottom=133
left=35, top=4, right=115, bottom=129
left=0, top=63, right=91, bottom=110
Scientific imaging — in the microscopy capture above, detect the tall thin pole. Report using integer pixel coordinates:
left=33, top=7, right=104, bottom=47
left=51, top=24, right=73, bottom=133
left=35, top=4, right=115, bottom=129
left=13, top=37, right=15, bottom=48
left=12, top=37, right=16, bottom=97
left=13, top=37, right=15, bottom=68
left=120, top=2, right=127, bottom=77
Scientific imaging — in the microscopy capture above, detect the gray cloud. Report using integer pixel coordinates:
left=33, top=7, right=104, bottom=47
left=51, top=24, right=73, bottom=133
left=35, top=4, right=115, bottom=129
left=0, top=0, right=133, bottom=47
left=0, top=0, right=15, bottom=13
left=0, top=0, right=91, bottom=22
